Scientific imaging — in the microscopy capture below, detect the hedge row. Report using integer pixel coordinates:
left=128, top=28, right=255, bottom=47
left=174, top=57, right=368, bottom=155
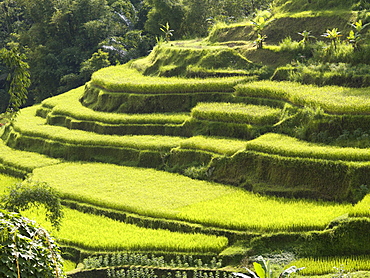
left=68, top=265, right=235, bottom=278
left=130, top=43, right=255, bottom=77
left=40, top=86, right=190, bottom=125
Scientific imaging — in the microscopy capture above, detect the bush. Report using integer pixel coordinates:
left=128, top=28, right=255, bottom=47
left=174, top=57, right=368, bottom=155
left=0, top=209, right=65, bottom=277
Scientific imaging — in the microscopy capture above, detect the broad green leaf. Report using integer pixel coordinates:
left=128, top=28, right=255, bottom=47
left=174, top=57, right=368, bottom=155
left=253, top=262, right=266, bottom=278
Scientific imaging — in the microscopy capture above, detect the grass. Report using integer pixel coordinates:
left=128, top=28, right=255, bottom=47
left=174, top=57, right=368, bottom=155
left=41, top=87, right=189, bottom=125
left=0, top=173, right=21, bottom=195
left=11, top=106, right=184, bottom=152
left=191, top=103, right=281, bottom=125
left=287, top=255, right=370, bottom=275
left=0, top=139, right=61, bottom=172
left=30, top=162, right=236, bottom=219
left=350, top=194, right=370, bottom=217
left=176, top=191, right=351, bottom=232
left=30, top=162, right=351, bottom=232
left=179, top=136, right=247, bottom=156
left=235, top=81, right=370, bottom=115
left=23, top=207, right=228, bottom=253
left=245, top=133, right=370, bottom=162
left=91, top=64, right=246, bottom=93
left=10, top=105, right=249, bottom=156
left=63, top=260, right=77, bottom=273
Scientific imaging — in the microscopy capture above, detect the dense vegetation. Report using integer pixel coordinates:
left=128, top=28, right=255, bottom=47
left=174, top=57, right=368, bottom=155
left=1, top=0, right=370, bottom=277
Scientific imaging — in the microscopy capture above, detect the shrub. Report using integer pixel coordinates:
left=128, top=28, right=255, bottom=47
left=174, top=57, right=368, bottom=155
left=0, top=209, right=65, bottom=277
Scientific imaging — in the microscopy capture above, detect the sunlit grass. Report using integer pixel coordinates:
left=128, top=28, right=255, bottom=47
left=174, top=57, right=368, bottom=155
left=350, top=194, right=370, bottom=217
left=180, top=136, right=247, bottom=156
left=0, top=173, right=21, bottom=195
left=0, top=139, right=61, bottom=172
left=177, top=191, right=351, bottom=232
left=23, top=207, right=228, bottom=253
left=246, top=133, right=370, bottom=161
left=91, top=64, right=245, bottom=93
left=191, top=102, right=281, bottom=125
left=235, top=81, right=370, bottom=115
left=41, top=87, right=189, bottom=125
left=30, top=162, right=351, bottom=232
left=287, top=255, right=370, bottom=275
left=12, top=106, right=184, bottom=151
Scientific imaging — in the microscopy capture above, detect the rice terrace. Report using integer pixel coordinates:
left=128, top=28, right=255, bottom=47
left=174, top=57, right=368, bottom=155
left=1, top=0, right=370, bottom=277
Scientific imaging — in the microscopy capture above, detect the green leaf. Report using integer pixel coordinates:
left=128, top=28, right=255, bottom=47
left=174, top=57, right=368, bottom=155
left=253, top=262, right=266, bottom=278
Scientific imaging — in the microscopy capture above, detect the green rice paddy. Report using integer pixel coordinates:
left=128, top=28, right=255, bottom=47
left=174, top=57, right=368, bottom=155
left=30, top=162, right=351, bottom=232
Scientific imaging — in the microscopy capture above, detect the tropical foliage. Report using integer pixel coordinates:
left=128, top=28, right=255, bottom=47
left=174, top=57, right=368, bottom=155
left=0, top=209, right=65, bottom=278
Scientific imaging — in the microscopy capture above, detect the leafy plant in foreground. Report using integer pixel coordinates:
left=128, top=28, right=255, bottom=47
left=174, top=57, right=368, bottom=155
left=0, top=209, right=65, bottom=278
left=233, top=256, right=305, bottom=278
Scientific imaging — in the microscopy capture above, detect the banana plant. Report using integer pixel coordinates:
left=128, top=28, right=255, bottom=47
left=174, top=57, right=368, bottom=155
left=251, top=10, right=274, bottom=49
left=349, top=20, right=370, bottom=33
left=160, top=22, right=174, bottom=43
left=347, top=20, right=370, bottom=51
left=233, top=256, right=305, bottom=278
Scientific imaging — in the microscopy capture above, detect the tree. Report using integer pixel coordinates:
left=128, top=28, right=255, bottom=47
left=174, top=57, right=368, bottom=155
left=160, top=22, right=174, bottom=42
left=80, top=49, right=111, bottom=81
left=251, top=10, right=274, bottom=49
left=0, top=44, right=30, bottom=116
left=0, top=209, right=65, bottom=278
left=1, top=180, right=64, bottom=230
left=144, top=0, right=185, bottom=39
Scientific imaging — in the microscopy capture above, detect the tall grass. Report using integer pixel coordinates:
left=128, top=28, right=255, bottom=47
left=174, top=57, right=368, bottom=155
left=41, top=87, right=189, bottom=125
left=0, top=173, right=21, bottom=195
left=0, top=139, right=61, bottom=172
left=91, top=64, right=245, bottom=93
left=176, top=191, right=351, bottom=232
left=287, top=255, right=370, bottom=275
left=191, top=103, right=281, bottom=125
left=30, top=162, right=351, bottom=232
left=23, top=207, right=228, bottom=253
left=235, top=81, right=370, bottom=115
left=246, top=133, right=370, bottom=161
left=12, top=106, right=184, bottom=151
left=30, top=162, right=236, bottom=218
left=350, top=194, right=370, bottom=217
left=179, top=136, right=246, bottom=156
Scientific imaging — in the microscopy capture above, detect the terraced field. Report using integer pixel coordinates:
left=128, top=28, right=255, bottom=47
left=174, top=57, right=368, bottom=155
left=1, top=44, right=370, bottom=277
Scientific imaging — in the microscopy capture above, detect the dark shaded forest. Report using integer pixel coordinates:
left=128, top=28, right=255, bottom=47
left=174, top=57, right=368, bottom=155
left=0, top=0, right=270, bottom=113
